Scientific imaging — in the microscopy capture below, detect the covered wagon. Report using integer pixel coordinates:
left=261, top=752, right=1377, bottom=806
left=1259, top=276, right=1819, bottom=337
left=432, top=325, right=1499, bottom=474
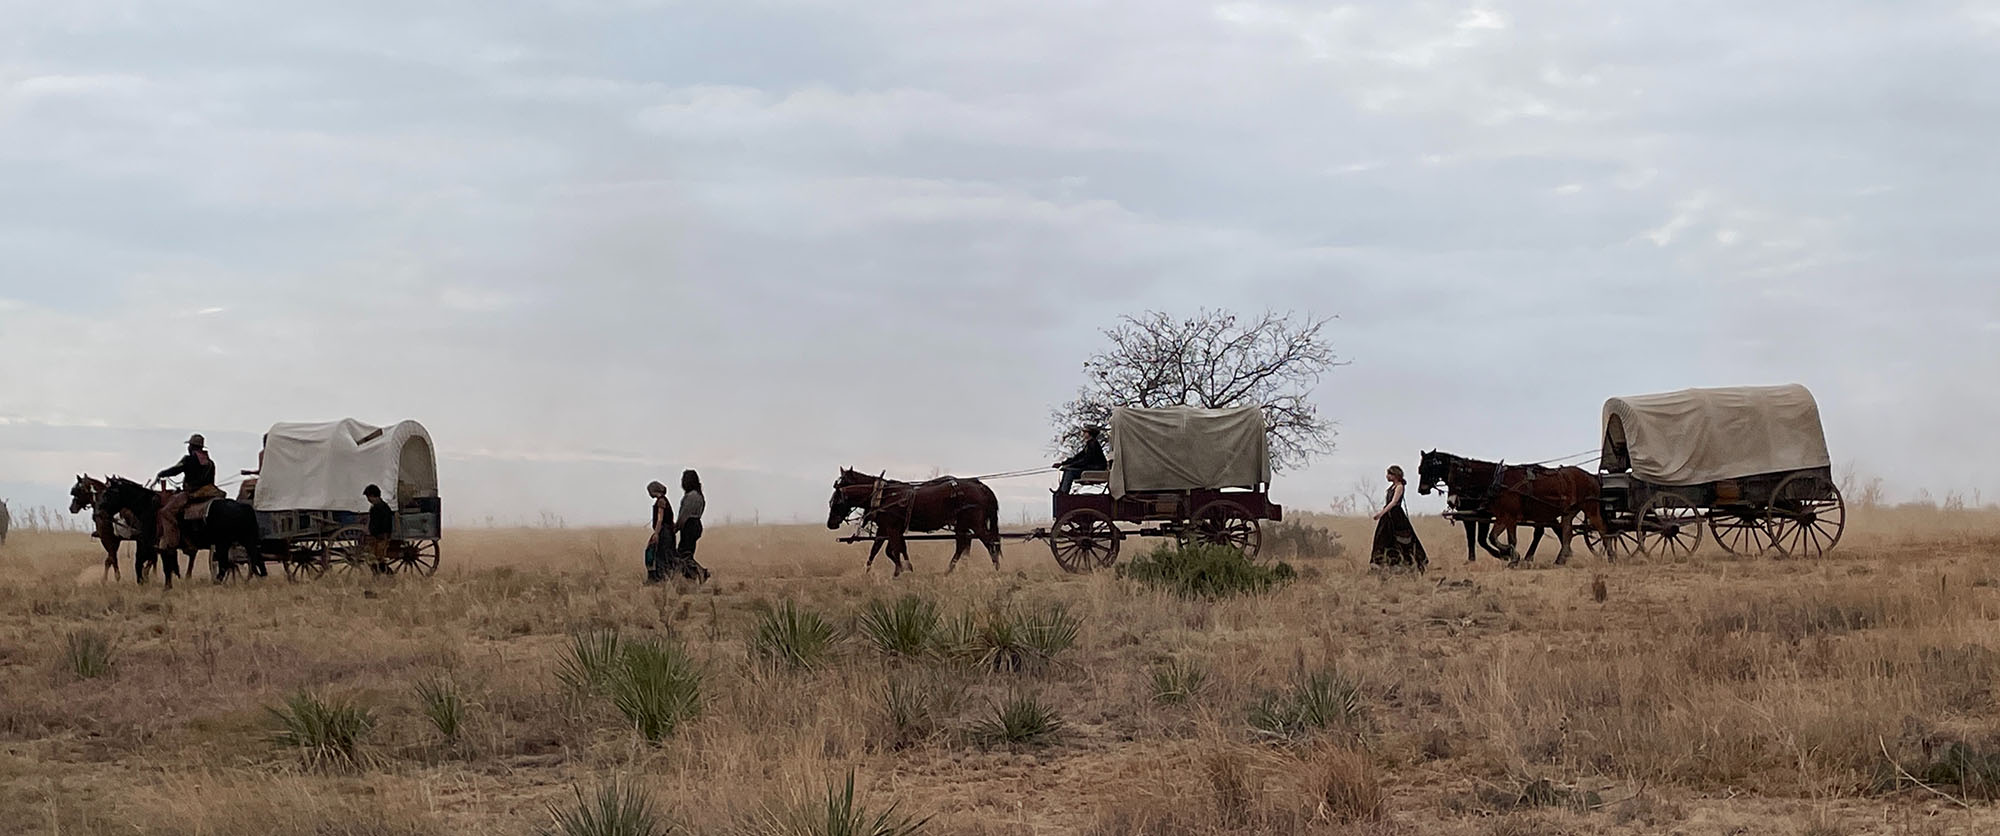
left=1046, top=405, right=1283, bottom=571
left=1596, top=384, right=1843, bottom=558
left=245, top=419, right=443, bottom=576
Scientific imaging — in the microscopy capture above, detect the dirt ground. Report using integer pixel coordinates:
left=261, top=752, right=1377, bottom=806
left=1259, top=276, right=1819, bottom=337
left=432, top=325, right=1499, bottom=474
left=4, top=508, right=2000, bottom=835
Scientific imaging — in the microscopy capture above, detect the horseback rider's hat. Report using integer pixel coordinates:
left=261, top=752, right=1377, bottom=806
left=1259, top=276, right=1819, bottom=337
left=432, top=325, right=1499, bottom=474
left=186, top=433, right=206, bottom=449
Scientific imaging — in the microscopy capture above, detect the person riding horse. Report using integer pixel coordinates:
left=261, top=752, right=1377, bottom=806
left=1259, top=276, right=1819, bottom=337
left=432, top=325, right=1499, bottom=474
left=157, top=433, right=224, bottom=550
left=1055, top=425, right=1109, bottom=495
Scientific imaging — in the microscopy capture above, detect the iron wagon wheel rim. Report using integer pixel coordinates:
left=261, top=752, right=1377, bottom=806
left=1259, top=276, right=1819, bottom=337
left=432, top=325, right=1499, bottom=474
left=1049, top=509, right=1119, bottom=573
left=1708, top=504, right=1774, bottom=557
left=392, top=539, right=441, bottom=576
left=1635, top=493, right=1704, bottom=560
left=1189, top=500, right=1262, bottom=558
left=1765, top=475, right=1845, bottom=558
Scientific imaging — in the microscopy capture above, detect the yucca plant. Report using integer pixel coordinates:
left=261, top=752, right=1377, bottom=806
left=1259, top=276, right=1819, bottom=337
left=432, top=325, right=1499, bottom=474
left=62, top=629, right=115, bottom=681
left=1248, top=669, right=1368, bottom=744
left=857, top=595, right=941, bottom=658
left=557, top=628, right=625, bottom=696
left=970, top=692, right=1066, bottom=747
left=414, top=674, right=466, bottom=746
left=543, top=777, right=679, bottom=836
left=268, top=690, right=376, bottom=770
left=609, top=638, right=703, bottom=743
left=745, top=770, right=931, bottom=836
left=751, top=600, right=842, bottom=670
left=1149, top=658, right=1209, bottom=705
left=1016, top=603, right=1081, bottom=661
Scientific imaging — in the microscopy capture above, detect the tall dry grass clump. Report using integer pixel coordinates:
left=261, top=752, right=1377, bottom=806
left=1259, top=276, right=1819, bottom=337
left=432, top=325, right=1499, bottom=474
left=267, top=691, right=377, bottom=771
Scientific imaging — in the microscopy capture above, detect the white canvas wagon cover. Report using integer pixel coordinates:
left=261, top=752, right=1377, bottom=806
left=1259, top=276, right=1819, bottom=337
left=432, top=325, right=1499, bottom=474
left=1109, top=406, right=1270, bottom=498
left=253, top=419, right=439, bottom=512
left=1601, top=384, right=1830, bottom=487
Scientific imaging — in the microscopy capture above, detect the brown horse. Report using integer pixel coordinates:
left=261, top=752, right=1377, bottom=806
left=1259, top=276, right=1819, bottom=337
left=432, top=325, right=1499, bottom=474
left=1417, top=451, right=1607, bottom=565
left=71, top=475, right=136, bottom=582
left=827, top=468, right=1002, bottom=577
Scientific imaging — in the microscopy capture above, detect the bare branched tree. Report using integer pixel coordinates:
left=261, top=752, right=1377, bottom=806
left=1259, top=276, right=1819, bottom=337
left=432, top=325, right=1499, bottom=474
left=1049, top=309, right=1342, bottom=471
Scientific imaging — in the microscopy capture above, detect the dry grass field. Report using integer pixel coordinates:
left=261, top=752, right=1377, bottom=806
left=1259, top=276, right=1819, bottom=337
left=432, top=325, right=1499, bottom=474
left=6, top=509, right=2000, bottom=835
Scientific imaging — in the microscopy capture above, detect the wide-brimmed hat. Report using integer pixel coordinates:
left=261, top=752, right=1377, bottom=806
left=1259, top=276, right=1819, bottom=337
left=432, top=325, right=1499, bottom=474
left=186, top=433, right=206, bottom=449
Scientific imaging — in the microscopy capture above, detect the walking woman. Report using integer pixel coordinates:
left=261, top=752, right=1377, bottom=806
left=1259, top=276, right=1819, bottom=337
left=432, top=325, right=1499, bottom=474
left=644, top=480, right=674, bottom=584
left=675, top=469, right=711, bottom=582
left=1370, top=465, right=1428, bottom=572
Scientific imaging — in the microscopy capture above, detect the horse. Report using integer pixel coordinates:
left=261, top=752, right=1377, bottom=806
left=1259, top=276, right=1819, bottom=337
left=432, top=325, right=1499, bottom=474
left=70, top=475, right=141, bottom=582
left=97, top=477, right=270, bottom=586
left=1417, top=451, right=1607, bottom=566
left=1414, top=453, right=1553, bottom=562
left=826, top=468, right=1001, bottom=578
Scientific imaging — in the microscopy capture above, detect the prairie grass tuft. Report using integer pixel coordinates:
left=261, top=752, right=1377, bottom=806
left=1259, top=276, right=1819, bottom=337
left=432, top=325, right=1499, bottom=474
left=609, top=638, right=703, bottom=743
left=970, top=692, right=1066, bottom=747
left=751, top=599, right=842, bottom=670
left=746, top=770, right=930, bottom=836
left=857, top=595, right=940, bottom=658
left=268, top=691, right=376, bottom=770
left=542, top=777, right=679, bottom=836
left=414, top=674, right=466, bottom=746
left=1149, top=657, right=1209, bottom=705
left=1248, top=669, right=1368, bottom=744
left=557, top=628, right=625, bottom=695
left=61, top=629, right=115, bottom=681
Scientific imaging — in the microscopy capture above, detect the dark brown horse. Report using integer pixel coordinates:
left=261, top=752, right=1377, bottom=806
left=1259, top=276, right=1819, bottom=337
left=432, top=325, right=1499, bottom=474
left=71, top=475, right=139, bottom=582
left=1417, top=451, right=1607, bottom=565
left=827, top=468, right=1001, bottom=577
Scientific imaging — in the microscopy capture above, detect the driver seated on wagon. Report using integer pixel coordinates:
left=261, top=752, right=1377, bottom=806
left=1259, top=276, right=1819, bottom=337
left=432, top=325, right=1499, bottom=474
left=1054, top=424, right=1110, bottom=495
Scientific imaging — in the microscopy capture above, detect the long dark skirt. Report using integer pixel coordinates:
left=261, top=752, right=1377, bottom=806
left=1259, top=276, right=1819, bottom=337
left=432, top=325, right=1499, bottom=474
left=1370, top=506, right=1428, bottom=570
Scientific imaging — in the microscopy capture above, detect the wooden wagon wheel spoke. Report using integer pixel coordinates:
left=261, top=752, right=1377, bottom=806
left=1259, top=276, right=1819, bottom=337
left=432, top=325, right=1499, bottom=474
left=1189, top=500, right=1262, bottom=558
left=1635, top=493, right=1703, bottom=560
left=1049, top=509, right=1119, bottom=573
left=1708, top=507, right=1774, bottom=556
left=325, top=525, right=375, bottom=575
left=1765, top=474, right=1845, bottom=558
left=1569, top=510, right=1604, bottom=557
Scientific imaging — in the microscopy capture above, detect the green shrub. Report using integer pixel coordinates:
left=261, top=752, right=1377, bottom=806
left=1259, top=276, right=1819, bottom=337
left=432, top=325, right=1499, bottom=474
left=1149, top=658, right=1209, bottom=705
left=268, top=691, right=376, bottom=770
left=857, top=595, right=940, bottom=658
left=751, top=600, right=842, bottom=670
left=542, top=778, right=679, bottom=836
left=970, top=692, right=1066, bottom=747
left=557, top=628, right=625, bottom=695
left=1118, top=543, right=1296, bottom=599
left=1247, top=669, right=1368, bottom=744
left=609, top=639, right=703, bottom=743
left=746, top=770, right=930, bottom=836
left=414, top=674, right=466, bottom=746
left=62, top=629, right=115, bottom=681
left=1263, top=519, right=1344, bottom=559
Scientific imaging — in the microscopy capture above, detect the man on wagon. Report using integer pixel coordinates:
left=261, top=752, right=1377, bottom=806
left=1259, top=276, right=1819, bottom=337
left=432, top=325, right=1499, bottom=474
left=1054, top=424, right=1110, bottom=495
left=157, top=433, right=224, bottom=549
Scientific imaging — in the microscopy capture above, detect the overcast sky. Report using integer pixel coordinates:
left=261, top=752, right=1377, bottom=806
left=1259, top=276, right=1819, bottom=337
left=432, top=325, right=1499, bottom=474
left=5, top=1, right=1999, bottom=526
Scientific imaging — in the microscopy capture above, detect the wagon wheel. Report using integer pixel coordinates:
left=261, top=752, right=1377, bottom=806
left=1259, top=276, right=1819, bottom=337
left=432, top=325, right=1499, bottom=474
left=281, top=544, right=329, bottom=580
left=325, top=525, right=377, bottom=575
left=1570, top=510, right=1603, bottom=557
left=1635, top=493, right=1704, bottom=560
left=1765, top=475, right=1845, bottom=558
left=1049, top=509, right=1120, bottom=573
left=1186, top=501, right=1262, bottom=558
left=1708, top=506, right=1774, bottom=556
left=390, top=539, right=441, bottom=576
